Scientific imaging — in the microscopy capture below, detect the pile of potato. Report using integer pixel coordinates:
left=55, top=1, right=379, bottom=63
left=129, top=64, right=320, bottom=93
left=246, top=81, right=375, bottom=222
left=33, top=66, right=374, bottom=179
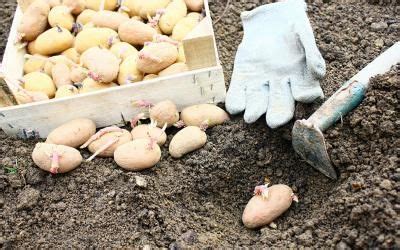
left=31, top=101, right=229, bottom=174
left=15, top=0, right=204, bottom=104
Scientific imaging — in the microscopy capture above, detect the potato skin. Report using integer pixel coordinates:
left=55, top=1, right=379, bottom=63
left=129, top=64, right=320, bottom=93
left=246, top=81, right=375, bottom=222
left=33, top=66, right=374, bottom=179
left=118, top=20, right=157, bottom=46
left=15, top=90, right=49, bottom=104
left=171, top=12, right=202, bottom=41
left=92, top=11, right=130, bottom=30
left=63, top=0, right=85, bottom=14
left=23, top=54, right=47, bottom=74
left=35, top=27, right=74, bottom=55
left=24, top=72, right=56, bottom=98
left=114, top=139, right=161, bottom=171
left=118, top=54, right=143, bottom=85
left=46, top=118, right=97, bottom=148
left=143, top=74, right=158, bottom=80
left=150, top=100, right=180, bottom=128
left=52, top=62, right=72, bottom=88
left=79, top=78, right=117, bottom=93
left=137, top=42, right=178, bottom=74
left=159, top=0, right=187, bottom=35
left=120, top=0, right=141, bottom=16
left=138, top=0, right=170, bottom=19
left=74, top=27, right=119, bottom=53
left=183, top=0, right=203, bottom=12
left=32, top=143, right=82, bottom=173
left=77, top=9, right=97, bottom=24
left=169, top=126, right=207, bottom=158
left=88, top=129, right=132, bottom=157
left=180, top=104, right=229, bottom=128
left=55, top=85, right=79, bottom=98
left=158, top=62, right=188, bottom=77
left=131, top=125, right=167, bottom=146
left=81, top=47, right=120, bottom=83
left=48, top=5, right=74, bottom=30
left=70, top=66, right=88, bottom=83
left=110, top=42, right=138, bottom=60
left=242, top=185, right=294, bottom=229
left=85, top=0, right=118, bottom=11
left=18, top=0, right=50, bottom=41
left=61, top=48, right=80, bottom=64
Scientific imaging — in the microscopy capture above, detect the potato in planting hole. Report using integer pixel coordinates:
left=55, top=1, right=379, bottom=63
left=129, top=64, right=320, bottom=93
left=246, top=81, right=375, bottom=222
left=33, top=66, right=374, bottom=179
left=242, top=184, right=298, bottom=229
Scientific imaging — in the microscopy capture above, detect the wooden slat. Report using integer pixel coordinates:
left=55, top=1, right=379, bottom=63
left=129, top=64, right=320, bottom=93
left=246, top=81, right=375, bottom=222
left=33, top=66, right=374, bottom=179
left=0, top=66, right=226, bottom=138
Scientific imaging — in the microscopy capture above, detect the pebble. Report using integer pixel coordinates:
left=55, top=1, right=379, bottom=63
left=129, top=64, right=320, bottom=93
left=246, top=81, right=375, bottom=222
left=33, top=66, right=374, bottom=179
left=135, top=176, right=148, bottom=188
left=336, top=241, right=351, bottom=250
left=0, top=197, right=4, bottom=208
left=379, top=179, right=392, bottom=190
left=370, top=21, right=388, bottom=31
left=374, top=38, right=384, bottom=48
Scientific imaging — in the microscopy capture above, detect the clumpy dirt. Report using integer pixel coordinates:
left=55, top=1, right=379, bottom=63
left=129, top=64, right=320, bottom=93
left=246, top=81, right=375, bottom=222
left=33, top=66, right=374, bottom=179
left=0, top=0, right=399, bottom=248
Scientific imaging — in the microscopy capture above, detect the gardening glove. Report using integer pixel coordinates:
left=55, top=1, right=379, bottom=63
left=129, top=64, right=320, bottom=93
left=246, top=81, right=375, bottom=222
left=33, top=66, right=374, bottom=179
left=225, top=0, right=326, bottom=128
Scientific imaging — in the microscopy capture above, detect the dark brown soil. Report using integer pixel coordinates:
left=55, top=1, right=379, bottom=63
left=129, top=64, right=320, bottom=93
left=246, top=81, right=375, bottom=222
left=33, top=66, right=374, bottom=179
left=0, top=1, right=399, bottom=248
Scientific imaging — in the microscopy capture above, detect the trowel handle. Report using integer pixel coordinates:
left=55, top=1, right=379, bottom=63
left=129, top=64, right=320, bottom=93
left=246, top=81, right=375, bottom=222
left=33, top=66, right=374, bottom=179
left=309, top=42, right=400, bottom=132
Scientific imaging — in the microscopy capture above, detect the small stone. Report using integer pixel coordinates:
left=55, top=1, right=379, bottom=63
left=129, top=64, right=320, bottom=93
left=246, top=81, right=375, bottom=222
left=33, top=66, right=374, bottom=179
left=7, top=174, right=23, bottom=188
left=17, top=187, right=40, bottom=210
left=389, top=23, right=400, bottom=31
left=275, top=169, right=283, bottom=177
left=336, top=241, right=351, bottom=250
left=297, top=230, right=313, bottom=246
left=135, top=176, right=148, bottom=188
left=370, top=21, right=388, bottom=31
left=0, top=197, right=4, bottom=208
left=374, top=39, right=384, bottom=48
left=379, top=179, right=392, bottom=190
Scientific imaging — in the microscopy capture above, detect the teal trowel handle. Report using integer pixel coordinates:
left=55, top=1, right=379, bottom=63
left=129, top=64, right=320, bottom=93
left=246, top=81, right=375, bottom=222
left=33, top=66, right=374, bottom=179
left=308, top=42, right=400, bottom=132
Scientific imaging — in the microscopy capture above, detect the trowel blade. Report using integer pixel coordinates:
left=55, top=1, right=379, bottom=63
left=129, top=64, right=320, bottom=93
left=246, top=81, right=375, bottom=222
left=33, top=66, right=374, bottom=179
left=292, top=120, right=337, bottom=180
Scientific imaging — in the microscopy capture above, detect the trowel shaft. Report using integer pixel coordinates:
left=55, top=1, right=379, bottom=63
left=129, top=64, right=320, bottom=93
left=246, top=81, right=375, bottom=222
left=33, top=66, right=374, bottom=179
left=308, top=42, right=400, bottom=132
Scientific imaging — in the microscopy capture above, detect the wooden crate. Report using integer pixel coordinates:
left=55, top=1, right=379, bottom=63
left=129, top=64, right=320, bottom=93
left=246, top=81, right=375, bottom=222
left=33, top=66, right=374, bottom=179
left=0, top=0, right=226, bottom=139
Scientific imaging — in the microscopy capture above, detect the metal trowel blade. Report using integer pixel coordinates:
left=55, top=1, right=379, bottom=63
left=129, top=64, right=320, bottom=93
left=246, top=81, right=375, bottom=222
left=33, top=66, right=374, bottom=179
left=292, top=120, right=337, bottom=180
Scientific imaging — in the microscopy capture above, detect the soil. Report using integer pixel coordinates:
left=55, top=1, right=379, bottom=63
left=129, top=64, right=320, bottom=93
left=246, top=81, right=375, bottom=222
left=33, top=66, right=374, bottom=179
left=0, top=0, right=399, bottom=248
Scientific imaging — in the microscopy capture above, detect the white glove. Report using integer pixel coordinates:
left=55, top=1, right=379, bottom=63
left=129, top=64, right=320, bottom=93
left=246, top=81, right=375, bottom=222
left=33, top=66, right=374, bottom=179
left=225, top=0, right=326, bottom=128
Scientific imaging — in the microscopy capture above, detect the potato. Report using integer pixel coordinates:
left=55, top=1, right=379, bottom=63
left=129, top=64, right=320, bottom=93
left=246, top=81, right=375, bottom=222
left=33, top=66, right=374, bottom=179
left=118, top=55, right=143, bottom=85
left=32, top=143, right=82, bottom=174
left=15, top=90, right=49, bottom=104
left=46, top=118, right=96, bottom=147
left=183, top=0, right=203, bottom=12
left=55, top=85, right=79, bottom=98
left=87, top=129, right=132, bottom=157
left=118, top=20, right=157, bottom=46
left=114, top=139, right=161, bottom=171
left=159, top=0, right=187, bottom=35
left=46, top=0, right=61, bottom=7
left=18, top=0, right=36, bottom=12
left=143, top=74, right=158, bottom=80
left=35, top=27, right=74, bottom=55
left=18, top=0, right=50, bottom=42
left=85, top=0, right=118, bottom=11
left=92, top=10, right=130, bottom=30
left=242, top=184, right=296, bottom=229
left=149, top=100, right=180, bottom=128
left=81, top=47, right=120, bottom=83
left=169, top=126, right=206, bottom=158
left=171, top=12, right=202, bottom=41
left=61, top=48, right=80, bottom=64
left=120, top=0, right=141, bottom=16
left=74, top=27, right=119, bottom=53
left=70, top=66, right=88, bottom=83
left=110, top=42, right=138, bottom=60
left=48, top=5, right=74, bottom=31
left=27, top=40, right=40, bottom=55
left=24, top=72, right=56, bottom=98
left=177, top=43, right=186, bottom=62
left=63, top=0, right=85, bottom=15
left=180, top=104, right=229, bottom=128
left=44, top=55, right=72, bottom=76
left=158, top=62, right=188, bottom=77
left=138, top=0, right=170, bottom=19
left=79, top=78, right=117, bottom=93
left=137, top=42, right=178, bottom=74
left=52, top=62, right=72, bottom=88
left=77, top=9, right=97, bottom=24
left=131, top=124, right=167, bottom=146
left=23, top=54, right=47, bottom=74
